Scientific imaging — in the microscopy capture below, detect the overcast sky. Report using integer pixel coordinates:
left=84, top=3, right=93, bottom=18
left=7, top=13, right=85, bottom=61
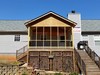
left=0, top=0, right=100, bottom=20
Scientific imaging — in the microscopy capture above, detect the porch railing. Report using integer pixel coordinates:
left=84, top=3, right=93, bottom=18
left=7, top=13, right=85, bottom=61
left=16, top=45, right=28, bottom=60
left=29, top=40, right=72, bottom=47
left=84, top=45, right=100, bottom=68
left=74, top=48, right=87, bottom=75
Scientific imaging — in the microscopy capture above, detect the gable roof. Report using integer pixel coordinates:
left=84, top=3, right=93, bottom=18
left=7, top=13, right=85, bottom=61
left=0, top=19, right=100, bottom=32
left=81, top=20, right=100, bottom=32
left=25, top=11, right=77, bottom=27
left=0, top=20, right=28, bottom=32
left=0, top=13, right=100, bottom=33
left=0, top=20, right=100, bottom=33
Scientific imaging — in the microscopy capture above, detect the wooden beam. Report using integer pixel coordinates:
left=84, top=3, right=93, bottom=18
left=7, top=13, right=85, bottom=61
left=28, top=27, right=30, bottom=48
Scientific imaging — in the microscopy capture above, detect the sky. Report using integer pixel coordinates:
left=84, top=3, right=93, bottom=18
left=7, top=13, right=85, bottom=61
left=0, top=0, right=100, bottom=20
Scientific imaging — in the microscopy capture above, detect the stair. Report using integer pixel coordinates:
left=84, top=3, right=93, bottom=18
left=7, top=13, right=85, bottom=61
left=77, top=50, right=100, bottom=75
left=17, top=51, right=28, bottom=62
left=16, top=45, right=28, bottom=63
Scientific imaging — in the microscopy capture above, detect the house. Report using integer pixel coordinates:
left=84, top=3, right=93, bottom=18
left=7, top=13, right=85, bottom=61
left=82, top=20, right=100, bottom=56
left=0, top=20, right=28, bottom=53
left=16, top=11, right=76, bottom=72
left=0, top=20, right=28, bottom=60
left=0, top=11, right=100, bottom=71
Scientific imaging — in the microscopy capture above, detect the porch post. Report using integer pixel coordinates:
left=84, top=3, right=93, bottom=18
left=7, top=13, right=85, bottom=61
left=72, top=27, right=74, bottom=48
left=28, top=27, right=30, bottom=48
left=64, top=27, right=66, bottom=48
left=36, top=27, right=37, bottom=48
left=50, top=27, right=52, bottom=48
left=57, top=27, right=59, bottom=48
left=72, top=27, right=75, bottom=71
left=43, top=27, right=44, bottom=48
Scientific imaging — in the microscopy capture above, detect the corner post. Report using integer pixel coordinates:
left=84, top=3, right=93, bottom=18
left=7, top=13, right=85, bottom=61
left=28, top=27, right=30, bottom=48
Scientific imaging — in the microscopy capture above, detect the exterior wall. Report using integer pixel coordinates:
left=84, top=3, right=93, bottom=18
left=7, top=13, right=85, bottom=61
left=82, top=34, right=100, bottom=56
left=68, top=12, right=82, bottom=49
left=0, top=35, right=28, bottom=53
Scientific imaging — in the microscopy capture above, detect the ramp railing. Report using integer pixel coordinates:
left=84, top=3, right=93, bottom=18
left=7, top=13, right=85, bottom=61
left=74, top=48, right=87, bottom=75
left=84, top=45, right=100, bottom=68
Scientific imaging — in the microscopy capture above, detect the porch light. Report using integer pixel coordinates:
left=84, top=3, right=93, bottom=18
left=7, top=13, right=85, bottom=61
left=48, top=55, right=54, bottom=59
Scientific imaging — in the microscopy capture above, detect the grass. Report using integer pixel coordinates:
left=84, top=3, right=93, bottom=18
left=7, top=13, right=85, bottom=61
left=69, top=72, right=78, bottom=75
left=22, top=72, right=28, bottom=75
left=54, top=73, right=62, bottom=75
left=0, top=60, right=21, bottom=66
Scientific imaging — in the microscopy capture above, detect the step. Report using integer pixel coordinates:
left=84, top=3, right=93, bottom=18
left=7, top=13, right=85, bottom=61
left=86, top=67, right=100, bottom=72
left=17, top=51, right=28, bottom=60
left=83, top=58, right=93, bottom=60
left=86, top=64, right=99, bottom=67
left=84, top=60, right=94, bottom=63
left=79, top=54, right=89, bottom=56
left=80, top=54, right=90, bottom=56
left=87, top=71, right=100, bottom=75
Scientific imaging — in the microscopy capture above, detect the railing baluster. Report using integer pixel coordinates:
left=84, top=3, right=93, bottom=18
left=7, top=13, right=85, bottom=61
left=16, top=45, right=28, bottom=60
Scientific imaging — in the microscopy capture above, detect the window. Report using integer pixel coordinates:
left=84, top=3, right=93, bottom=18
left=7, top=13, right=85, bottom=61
left=14, top=35, right=20, bottom=41
left=95, top=41, right=100, bottom=46
left=94, top=35, right=100, bottom=46
left=94, top=35, right=100, bottom=40
left=82, top=35, right=88, bottom=41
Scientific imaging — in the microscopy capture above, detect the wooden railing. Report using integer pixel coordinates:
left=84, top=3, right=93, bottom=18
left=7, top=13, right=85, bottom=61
left=84, top=45, right=100, bottom=68
left=74, top=48, right=87, bottom=75
left=16, top=45, right=28, bottom=60
left=29, top=40, right=73, bottom=47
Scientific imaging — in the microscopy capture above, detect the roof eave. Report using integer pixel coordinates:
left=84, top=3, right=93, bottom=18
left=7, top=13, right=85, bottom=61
left=25, top=11, right=77, bottom=27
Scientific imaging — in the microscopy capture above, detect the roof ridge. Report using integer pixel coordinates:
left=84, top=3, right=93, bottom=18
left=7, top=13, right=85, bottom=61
left=82, top=19, right=100, bottom=20
left=0, top=19, right=29, bottom=21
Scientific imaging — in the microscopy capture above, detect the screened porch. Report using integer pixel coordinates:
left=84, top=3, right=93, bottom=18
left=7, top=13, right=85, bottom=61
left=29, top=27, right=73, bottom=48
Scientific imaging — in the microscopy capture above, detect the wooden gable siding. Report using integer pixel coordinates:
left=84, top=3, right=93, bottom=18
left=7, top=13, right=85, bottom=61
left=31, top=17, right=71, bottom=27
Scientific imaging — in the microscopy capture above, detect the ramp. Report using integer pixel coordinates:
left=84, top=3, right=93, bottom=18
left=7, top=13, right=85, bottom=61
left=76, top=49, right=100, bottom=75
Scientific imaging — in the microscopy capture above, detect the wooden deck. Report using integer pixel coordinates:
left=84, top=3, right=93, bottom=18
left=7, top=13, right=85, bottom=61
left=28, top=48, right=74, bottom=51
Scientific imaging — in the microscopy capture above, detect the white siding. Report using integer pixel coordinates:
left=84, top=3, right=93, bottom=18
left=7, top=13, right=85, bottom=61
left=20, top=35, right=28, bottom=42
left=0, top=35, right=28, bottom=53
left=94, top=35, right=100, bottom=40
left=82, top=35, right=88, bottom=41
left=68, top=13, right=82, bottom=48
left=0, top=35, right=14, bottom=42
left=82, top=35, right=100, bottom=56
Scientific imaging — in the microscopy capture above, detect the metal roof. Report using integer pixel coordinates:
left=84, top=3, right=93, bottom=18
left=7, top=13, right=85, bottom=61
left=0, top=20, right=100, bottom=32
left=0, top=20, right=28, bottom=32
left=81, top=20, right=100, bottom=32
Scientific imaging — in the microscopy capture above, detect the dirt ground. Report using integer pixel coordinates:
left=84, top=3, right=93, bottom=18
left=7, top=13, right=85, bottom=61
left=0, top=54, right=16, bottom=61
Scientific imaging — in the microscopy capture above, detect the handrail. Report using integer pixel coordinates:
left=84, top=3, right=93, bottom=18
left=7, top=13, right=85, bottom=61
left=29, top=40, right=73, bottom=47
left=74, top=48, right=87, bottom=75
left=84, top=45, right=100, bottom=69
left=16, top=45, right=28, bottom=60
